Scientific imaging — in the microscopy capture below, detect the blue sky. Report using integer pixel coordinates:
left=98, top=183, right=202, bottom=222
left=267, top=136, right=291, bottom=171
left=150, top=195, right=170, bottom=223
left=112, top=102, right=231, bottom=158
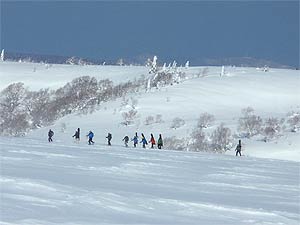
left=1, top=1, right=299, bottom=66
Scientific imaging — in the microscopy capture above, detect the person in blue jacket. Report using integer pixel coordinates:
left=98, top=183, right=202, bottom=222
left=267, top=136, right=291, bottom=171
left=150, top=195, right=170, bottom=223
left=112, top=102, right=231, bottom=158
left=140, top=133, right=148, bottom=148
left=87, top=131, right=94, bottom=145
left=132, top=132, right=138, bottom=147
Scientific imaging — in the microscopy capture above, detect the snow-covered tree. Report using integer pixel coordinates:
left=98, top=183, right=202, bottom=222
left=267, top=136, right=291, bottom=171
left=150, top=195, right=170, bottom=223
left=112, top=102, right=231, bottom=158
left=185, top=60, right=189, bottom=69
left=162, top=63, right=167, bottom=72
left=148, top=55, right=158, bottom=74
left=172, top=60, right=177, bottom=70
left=66, top=56, right=77, bottom=65
left=1, top=49, right=4, bottom=61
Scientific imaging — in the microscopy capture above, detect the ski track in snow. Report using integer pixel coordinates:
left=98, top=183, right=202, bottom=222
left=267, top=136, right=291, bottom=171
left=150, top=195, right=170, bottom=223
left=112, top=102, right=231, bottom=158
left=1, top=137, right=299, bottom=225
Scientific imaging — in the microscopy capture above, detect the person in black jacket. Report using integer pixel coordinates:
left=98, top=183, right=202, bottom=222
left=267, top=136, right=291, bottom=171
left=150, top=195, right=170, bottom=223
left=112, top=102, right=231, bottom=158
left=157, top=134, right=163, bottom=149
left=106, top=133, right=112, bottom=146
left=235, top=140, right=242, bottom=156
left=72, top=128, right=80, bottom=142
left=123, top=135, right=129, bottom=147
left=48, top=129, right=54, bottom=142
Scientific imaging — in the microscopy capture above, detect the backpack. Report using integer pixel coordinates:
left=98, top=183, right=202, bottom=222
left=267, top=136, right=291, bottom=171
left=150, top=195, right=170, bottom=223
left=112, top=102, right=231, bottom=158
left=49, top=130, right=54, bottom=137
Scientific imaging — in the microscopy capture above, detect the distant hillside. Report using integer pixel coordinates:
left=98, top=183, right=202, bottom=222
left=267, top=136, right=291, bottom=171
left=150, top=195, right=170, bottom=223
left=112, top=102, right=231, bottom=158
left=2, top=51, right=295, bottom=69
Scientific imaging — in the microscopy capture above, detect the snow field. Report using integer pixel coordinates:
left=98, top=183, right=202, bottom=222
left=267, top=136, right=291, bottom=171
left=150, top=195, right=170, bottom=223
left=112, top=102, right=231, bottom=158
left=1, top=136, right=299, bottom=225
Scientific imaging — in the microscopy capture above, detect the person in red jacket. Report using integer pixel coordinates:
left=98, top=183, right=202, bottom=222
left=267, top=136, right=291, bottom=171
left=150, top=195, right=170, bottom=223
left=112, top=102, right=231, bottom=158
left=150, top=133, right=156, bottom=148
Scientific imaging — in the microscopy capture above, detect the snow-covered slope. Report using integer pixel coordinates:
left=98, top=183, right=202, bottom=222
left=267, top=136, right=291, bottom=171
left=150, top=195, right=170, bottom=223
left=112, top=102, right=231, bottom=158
left=1, top=136, right=299, bottom=225
left=1, top=61, right=300, bottom=224
left=1, top=61, right=297, bottom=160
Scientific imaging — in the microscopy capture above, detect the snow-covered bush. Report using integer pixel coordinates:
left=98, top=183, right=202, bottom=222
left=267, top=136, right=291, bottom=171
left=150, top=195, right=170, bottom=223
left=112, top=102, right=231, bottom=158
left=188, top=128, right=209, bottom=152
left=0, top=82, right=30, bottom=136
left=287, top=111, right=300, bottom=132
left=238, top=107, right=263, bottom=138
left=170, top=117, right=185, bottom=129
left=122, top=109, right=138, bottom=126
left=164, top=136, right=187, bottom=151
left=151, top=71, right=174, bottom=88
left=262, top=117, right=284, bottom=141
left=210, top=124, right=232, bottom=153
left=197, top=113, right=215, bottom=128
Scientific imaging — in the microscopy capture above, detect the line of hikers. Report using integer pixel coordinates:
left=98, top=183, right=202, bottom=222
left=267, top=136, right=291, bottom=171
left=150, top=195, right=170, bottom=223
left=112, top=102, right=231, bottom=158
left=48, top=129, right=164, bottom=149
left=48, top=128, right=242, bottom=156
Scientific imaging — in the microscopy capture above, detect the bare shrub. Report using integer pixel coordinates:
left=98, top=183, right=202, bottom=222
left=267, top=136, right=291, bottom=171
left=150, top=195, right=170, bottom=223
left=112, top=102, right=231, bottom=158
left=189, top=128, right=209, bottom=152
left=262, top=117, right=283, bottom=141
left=210, top=123, right=232, bottom=153
left=197, top=113, right=215, bottom=128
left=164, top=136, right=187, bottom=151
left=155, top=114, right=164, bottom=123
left=122, top=109, right=138, bottom=126
left=144, top=116, right=155, bottom=125
left=238, top=107, right=262, bottom=138
left=170, top=117, right=185, bottom=129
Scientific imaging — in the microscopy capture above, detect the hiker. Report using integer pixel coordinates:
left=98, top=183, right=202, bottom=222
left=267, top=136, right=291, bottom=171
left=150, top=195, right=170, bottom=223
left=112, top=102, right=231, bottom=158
left=123, top=135, right=129, bottom=147
left=235, top=139, right=242, bottom=156
left=157, top=134, right=163, bottom=149
left=132, top=132, right=138, bottom=147
left=48, top=129, right=54, bottom=142
left=140, top=133, right=148, bottom=148
left=87, top=131, right=94, bottom=145
left=150, top=133, right=156, bottom=148
left=72, top=128, right=80, bottom=142
left=106, top=133, right=112, bottom=146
